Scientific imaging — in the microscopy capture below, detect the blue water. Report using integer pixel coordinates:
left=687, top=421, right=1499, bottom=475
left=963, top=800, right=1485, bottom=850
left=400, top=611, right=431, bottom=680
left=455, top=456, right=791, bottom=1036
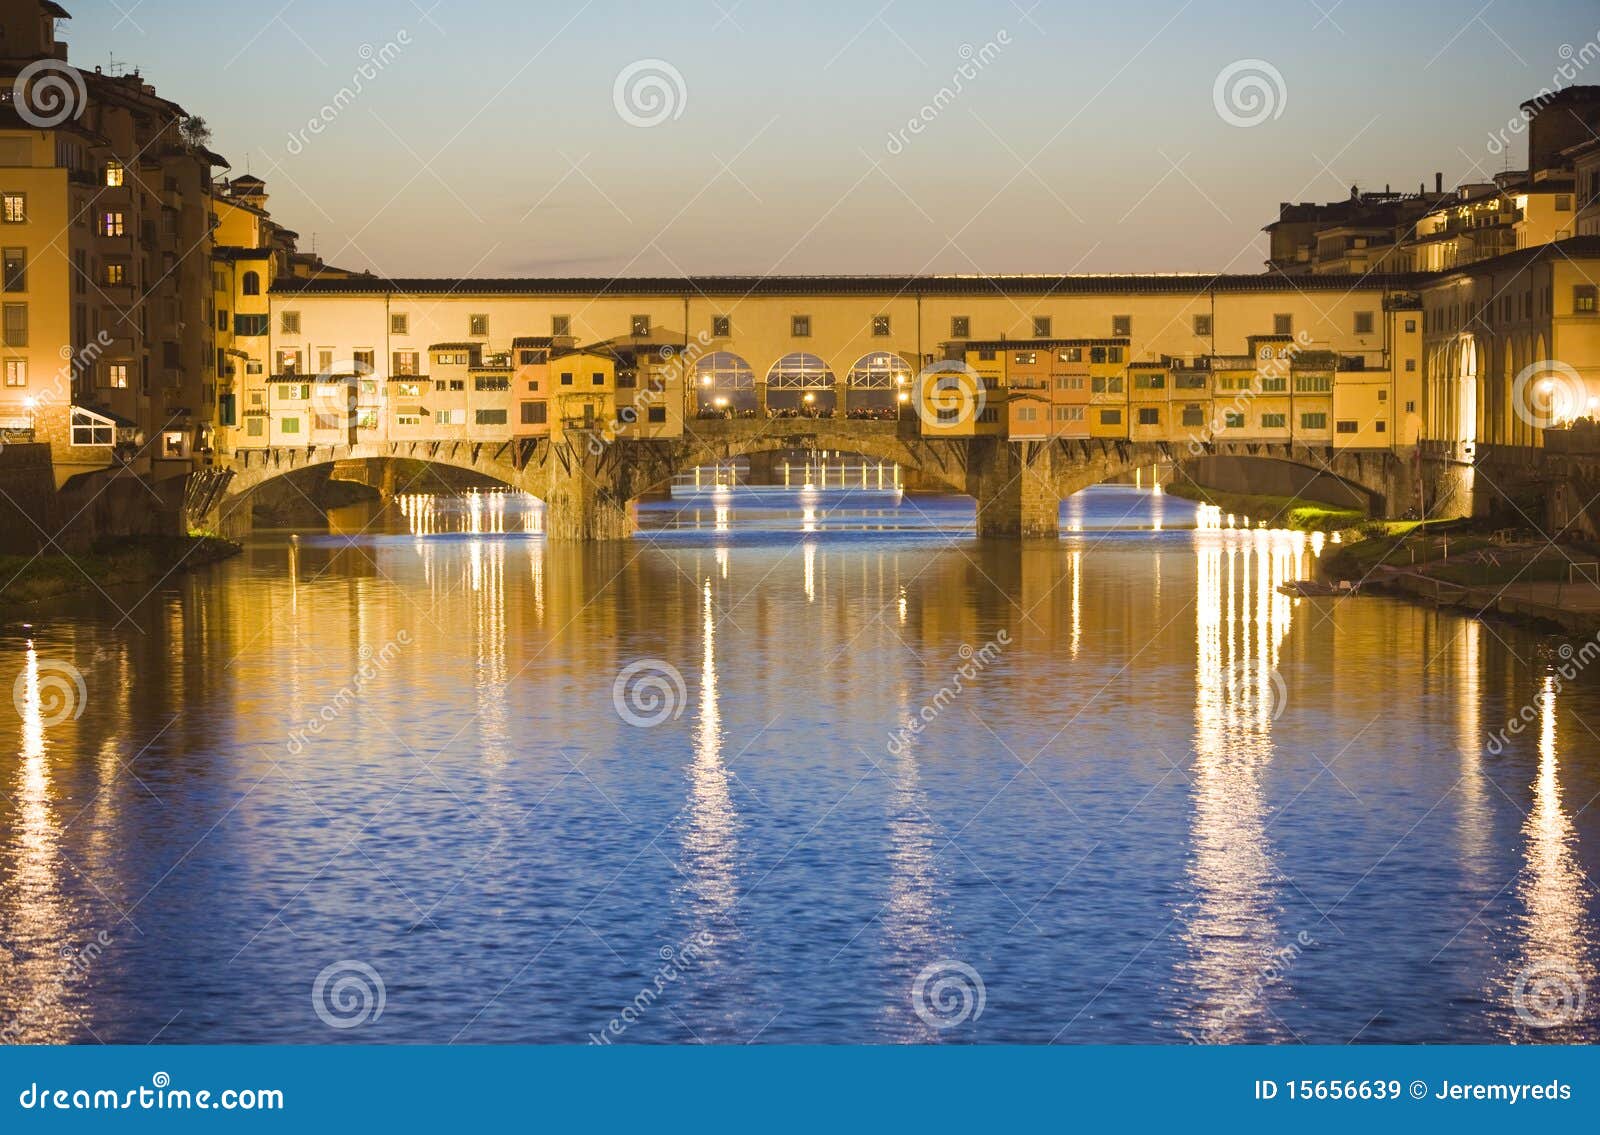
left=2, top=486, right=1597, bottom=1044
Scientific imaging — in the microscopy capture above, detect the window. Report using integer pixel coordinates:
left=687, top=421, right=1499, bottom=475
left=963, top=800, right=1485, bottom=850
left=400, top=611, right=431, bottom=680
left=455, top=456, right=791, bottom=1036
left=314, top=411, right=345, bottom=432
left=1375, top=420, right=1387, bottom=432
left=560, top=371, right=574, bottom=386
left=631, top=315, right=651, bottom=337
left=1058, top=347, right=1082, bottom=363
left=1336, top=420, right=1359, bottom=434
left=1273, top=313, right=1293, bottom=335
left=246, top=417, right=264, bottom=438
left=1057, top=406, right=1085, bottom=422
left=105, top=161, right=124, bottom=187
left=1091, top=376, right=1124, bottom=394
left=1300, top=412, right=1327, bottom=430
left=1193, top=314, right=1212, bottom=336
left=234, top=314, right=268, bottom=336
left=791, top=315, right=811, bottom=337
left=395, top=382, right=422, bottom=398
left=241, top=271, right=260, bottom=295
left=2, top=194, right=24, bottom=223
left=1016, top=406, right=1039, bottom=422
left=1354, top=311, right=1375, bottom=334
left=1556, top=194, right=1572, bottom=211
left=1098, top=409, right=1122, bottom=425
left=101, top=212, right=125, bottom=237
left=1224, top=412, right=1245, bottom=428
left=2, top=302, right=26, bottom=346
left=977, top=350, right=996, bottom=361
left=1014, top=352, right=1037, bottom=365
left=396, top=414, right=422, bottom=427
left=470, top=314, right=489, bottom=336
left=1405, top=400, right=1416, bottom=413
left=872, top=315, right=891, bottom=337
left=103, top=262, right=126, bottom=286
left=647, top=406, right=667, bottom=423
left=391, top=313, right=409, bottom=335
left=1, top=248, right=23, bottom=292
left=1133, top=372, right=1165, bottom=390
left=712, top=315, right=731, bottom=338
left=1137, top=407, right=1160, bottom=425
left=592, top=371, right=605, bottom=386
left=3, top=358, right=24, bottom=386
left=69, top=408, right=115, bottom=447
left=475, top=376, right=509, bottom=391
left=1259, top=376, right=1287, bottom=392
left=280, top=417, right=301, bottom=435
left=276, top=349, right=301, bottom=374
left=951, top=316, right=970, bottom=338
left=281, top=311, right=301, bottom=334
left=1575, top=285, right=1598, bottom=314
left=520, top=401, right=548, bottom=425
left=1112, top=315, right=1131, bottom=337
left=107, top=362, right=128, bottom=389
left=392, top=350, right=419, bottom=375
left=1032, top=316, right=1052, bottom=338
left=1293, top=375, right=1332, bottom=393
left=1107, top=347, right=1124, bottom=364
left=1404, top=318, right=1417, bottom=333
left=1262, top=413, right=1287, bottom=428
left=277, top=383, right=310, bottom=399
left=1181, top=406, right=1204, bottom=427
left=353, top=350, right=375, bottom=375
left=552, top=315, right=571, bottom=336
left=1377, top=389, right=1388, bottom=402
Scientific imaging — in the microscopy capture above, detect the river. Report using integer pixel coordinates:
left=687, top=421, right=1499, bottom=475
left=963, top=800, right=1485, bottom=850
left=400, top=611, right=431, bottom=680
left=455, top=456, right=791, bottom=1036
left=2, top=484, right=1597, bottom=1043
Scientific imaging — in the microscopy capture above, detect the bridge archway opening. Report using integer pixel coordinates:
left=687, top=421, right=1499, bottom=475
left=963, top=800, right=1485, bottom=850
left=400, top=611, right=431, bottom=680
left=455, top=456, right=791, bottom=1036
left=692, top=351, right=759, bottom=417
left=765, top=353, right=837, bottom=415
left=671, top=448, right=907, bottom=493
left=845, top=352, right=913, bottom=418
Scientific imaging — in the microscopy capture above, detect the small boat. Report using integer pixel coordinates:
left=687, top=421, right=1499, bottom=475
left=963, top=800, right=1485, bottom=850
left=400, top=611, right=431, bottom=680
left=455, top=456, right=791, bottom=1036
left=1277, top=579, right=1359, bottom=597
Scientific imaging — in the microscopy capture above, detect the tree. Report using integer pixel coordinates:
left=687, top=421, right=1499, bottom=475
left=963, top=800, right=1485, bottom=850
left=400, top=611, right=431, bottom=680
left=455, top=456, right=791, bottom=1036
left=179, top=116, right=212, bottom=150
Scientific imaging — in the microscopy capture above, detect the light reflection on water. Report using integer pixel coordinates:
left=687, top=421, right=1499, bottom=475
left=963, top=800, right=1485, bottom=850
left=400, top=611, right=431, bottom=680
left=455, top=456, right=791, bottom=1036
left=3, top=485, right=1599, bottom=1043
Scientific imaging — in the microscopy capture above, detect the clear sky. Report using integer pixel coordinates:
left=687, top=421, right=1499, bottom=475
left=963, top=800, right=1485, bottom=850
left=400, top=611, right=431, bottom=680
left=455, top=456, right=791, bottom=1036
left=59, top=0, right=1600, bottom=277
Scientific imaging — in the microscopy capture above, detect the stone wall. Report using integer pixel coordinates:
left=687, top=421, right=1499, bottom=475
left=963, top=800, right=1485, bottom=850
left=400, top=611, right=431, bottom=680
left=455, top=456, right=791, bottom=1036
left=0, top=443, right=60, bottom=555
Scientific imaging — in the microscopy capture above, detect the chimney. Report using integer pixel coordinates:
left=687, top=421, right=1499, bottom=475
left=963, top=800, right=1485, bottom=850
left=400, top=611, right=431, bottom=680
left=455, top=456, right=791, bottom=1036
left=1435, top=171, right=1443, bottom=193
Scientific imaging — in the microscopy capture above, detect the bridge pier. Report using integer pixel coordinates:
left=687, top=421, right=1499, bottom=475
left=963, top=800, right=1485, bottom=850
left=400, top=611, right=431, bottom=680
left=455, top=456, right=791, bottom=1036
left=969, top=439, right=1060, bottom=539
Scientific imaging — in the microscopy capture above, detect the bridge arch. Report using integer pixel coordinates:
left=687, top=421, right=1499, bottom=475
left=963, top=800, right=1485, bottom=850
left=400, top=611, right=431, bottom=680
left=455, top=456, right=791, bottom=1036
left=692, top=351, right=758, bottom=416
left=845, top=351, right=913, bottom=416
left=765, top=352, right=836, bottom=415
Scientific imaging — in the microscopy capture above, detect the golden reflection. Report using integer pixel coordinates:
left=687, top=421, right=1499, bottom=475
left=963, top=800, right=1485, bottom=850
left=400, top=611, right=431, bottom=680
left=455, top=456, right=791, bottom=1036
left=1506, top=675, right=1595, bottom=1032
left=804, top=541, right=817, bottom=603
left=1453, top=621, right=1492, bottom=877
left=2, top=645, right=80, bottom=1043
left=683, top=579, right=738, bottom=919
left=1178, top=529, right=1308, bottom=1042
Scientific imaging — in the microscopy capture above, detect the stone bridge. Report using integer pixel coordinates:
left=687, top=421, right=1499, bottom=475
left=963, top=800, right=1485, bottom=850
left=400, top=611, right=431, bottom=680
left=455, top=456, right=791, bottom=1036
left=204, top=420, right=1416, bottom=540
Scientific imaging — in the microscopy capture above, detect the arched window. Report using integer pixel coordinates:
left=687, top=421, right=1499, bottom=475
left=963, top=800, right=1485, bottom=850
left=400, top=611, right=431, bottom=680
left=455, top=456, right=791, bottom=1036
left=242, top=271, right=261, bottom=296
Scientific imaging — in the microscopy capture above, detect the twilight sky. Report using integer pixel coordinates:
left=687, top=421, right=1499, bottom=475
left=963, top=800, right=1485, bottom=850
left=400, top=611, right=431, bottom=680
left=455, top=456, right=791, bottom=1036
left=62, top=0, right=1600, bottom=277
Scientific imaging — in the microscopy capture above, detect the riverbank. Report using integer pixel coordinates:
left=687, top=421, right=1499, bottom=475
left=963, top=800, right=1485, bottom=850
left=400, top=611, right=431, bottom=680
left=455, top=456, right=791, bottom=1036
left=1162, top=481, right=1365, bottom=532
left=1322, top=522, right=1600, bottom=635
left=0, top=535, right=240, bottom=618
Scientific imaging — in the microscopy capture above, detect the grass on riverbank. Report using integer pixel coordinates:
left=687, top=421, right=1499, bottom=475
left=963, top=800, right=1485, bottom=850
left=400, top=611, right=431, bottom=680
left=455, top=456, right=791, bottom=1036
left=1162, top=482, right=1366, bottom=533
left=0, top=535, right=239, bottom=614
